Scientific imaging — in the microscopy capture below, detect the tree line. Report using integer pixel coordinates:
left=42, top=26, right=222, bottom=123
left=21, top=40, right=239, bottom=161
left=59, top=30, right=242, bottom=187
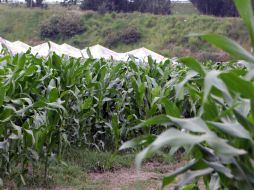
left=1, top=0, right=252, bottom=17
left=190, top=0, right=254, bottom=17
left=79, top=0, right=171, bottom=15
left=78, top=0, right=254, bottom=16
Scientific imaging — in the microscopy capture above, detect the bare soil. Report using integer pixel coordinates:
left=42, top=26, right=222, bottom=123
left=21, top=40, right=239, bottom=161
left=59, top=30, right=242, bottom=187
left=88, top=161, right=185, bottom=190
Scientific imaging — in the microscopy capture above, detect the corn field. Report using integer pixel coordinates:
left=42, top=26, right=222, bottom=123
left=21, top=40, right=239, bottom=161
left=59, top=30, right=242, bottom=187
left=121, top=0, right=254, bottom=189
left=0, top=48, right=194, bottom=186
left=1, top=0, right=254, bottom=189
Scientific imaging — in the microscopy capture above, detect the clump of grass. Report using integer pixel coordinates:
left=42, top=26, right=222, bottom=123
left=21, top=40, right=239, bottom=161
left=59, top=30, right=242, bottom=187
left=62, top=148, right=135, bottom=172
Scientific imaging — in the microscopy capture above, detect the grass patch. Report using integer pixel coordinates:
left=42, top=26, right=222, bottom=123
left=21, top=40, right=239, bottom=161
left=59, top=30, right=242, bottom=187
left=4, top=148, right=184, bottom=189
left=62, top=148, right=135, bottom=172
left=4, top=148, right=135, bottom=189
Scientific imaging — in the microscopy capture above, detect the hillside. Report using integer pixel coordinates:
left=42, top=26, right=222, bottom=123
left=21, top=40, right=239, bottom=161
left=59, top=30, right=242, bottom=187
left=0, top=4, right=249, bottom=61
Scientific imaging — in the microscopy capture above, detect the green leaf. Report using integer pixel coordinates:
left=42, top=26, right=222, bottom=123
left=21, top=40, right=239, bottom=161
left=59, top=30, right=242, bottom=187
left=203, top=70, right=232, bottom=105
left=201, top=34, right=254, bottom=63
left=0, top=86, right=5, bottom=107
left=112, top=113, right=120, bottom=149
left=208, top=121, right=252, bottom=140
left=179, top=57, right=205, bottom=77
left=134, top=115, right=209, bottom=133
left=133, top=115, right=171, bottom=130
left=209, top=174, right=220, bottom=190
left=119, top=135, right=156, bottom=150
left=220, top=72, right=254, bottom=99
left=234, top=0, right=254, bottom=48
left=162, top=159, right=198, bottom=188
left=48, top=88, right=59, bottom=102
left=161, top=98, right=181, bottom=118
left=203, top=160, right=233, bottom=178
left=176, top=70, right=198, bottom=100
left=81, top=97, right=93, bottom=110
left=170, top=117, right=209, bottom=133
left=135, top=128, right=207, bottom=168
left=177, top=168, right=213, bottom=189
left=181, top=184, right=199, bottom=190
left=86, top=48, right=93, bottom=59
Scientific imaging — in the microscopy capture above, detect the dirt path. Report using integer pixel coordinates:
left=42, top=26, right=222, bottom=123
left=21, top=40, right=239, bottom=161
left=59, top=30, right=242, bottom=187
left=88, top=161, right=184, bottom=190
left=32, top=161, right=185, bottom=190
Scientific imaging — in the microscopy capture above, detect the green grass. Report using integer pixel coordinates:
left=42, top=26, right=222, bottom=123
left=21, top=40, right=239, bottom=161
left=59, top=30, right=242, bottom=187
left=7, top=148, right=179, bottom=190
left=6, top=148, right=135, bottom=189
left=0, top=4, right=249, bottom=61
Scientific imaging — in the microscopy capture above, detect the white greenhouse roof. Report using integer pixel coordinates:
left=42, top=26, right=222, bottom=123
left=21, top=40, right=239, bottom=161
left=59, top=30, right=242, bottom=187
left=61, top=43, right=82, bottom=58
left=13, top=41, right=30, bottom=50
left=81, top=44, right=120, bottom=60
left=0, top=37, right=167, bottom=62
left=31, top=41, right=66, bottom=57
left=125, top=47, right=165, bottom=63
left=0, top=38, right=24, bottom=54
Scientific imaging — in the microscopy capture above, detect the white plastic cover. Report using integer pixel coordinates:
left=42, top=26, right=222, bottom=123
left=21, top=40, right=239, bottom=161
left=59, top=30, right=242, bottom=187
left=13, top=41, right=31, bottom=53
left=60, top=43, right=83, bottom=58
left=0, top=37, right=22, bottom=55
left=82, top=44, right=120, bottom=60
left=0, top=37, right=166, bottom=62
left=31, top=41, right=66, bottom=57
left=125, top=47, right=165, bottom=63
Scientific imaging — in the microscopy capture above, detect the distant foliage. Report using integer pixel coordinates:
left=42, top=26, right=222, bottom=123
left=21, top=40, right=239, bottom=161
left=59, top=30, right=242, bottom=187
left=40, top=14, right=85, bottom=39
left=80, top=0, right=171, bottom=15
left=190, top=0, right=254, bottom=16
left=25, top=0, right=44, bottom=7
left=105, top=27, right=142, bottom=47
left=119, top=27, right=142, bottom=44
left=60, top=0, right=77, bottom=6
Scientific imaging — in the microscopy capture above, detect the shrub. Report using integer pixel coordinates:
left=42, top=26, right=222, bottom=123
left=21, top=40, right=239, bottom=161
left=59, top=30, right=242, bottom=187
left=40, top=14, right=85, bottom=39
left=25, top=0, right=44, bottom=7
left=97, top=2, right=111, bottom=14
left=104, top=32, right=120, bottom=47
left=119, top=27, right=142, bottom=44
left=80, top=0, right=102, bottom=11
left=104, top=27, right=142, bottom=47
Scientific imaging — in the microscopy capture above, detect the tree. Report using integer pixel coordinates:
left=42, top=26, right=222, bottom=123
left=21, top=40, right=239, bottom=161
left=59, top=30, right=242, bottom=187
left=133, top=0, right=171, bottom=14
left=25, top=0, right=44, bottom=7
left=190, top=0, right=254, bottom=17
left=80, top=0, right=171, bottom=15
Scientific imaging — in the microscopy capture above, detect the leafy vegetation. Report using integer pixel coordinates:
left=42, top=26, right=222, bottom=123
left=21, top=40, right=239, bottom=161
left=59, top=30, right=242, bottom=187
left=0, top=45, right=241, bottom=188
left=105, top=27, right=142, bottom=47
left=79, top=0, right=171, bottom=15
left=0, top=43, right=192, bottom=187
left=121, top=0, right=254, bottom=189
left=190, top=0, right=238, bottom=16
left=40, top=13, right=85, bottom=39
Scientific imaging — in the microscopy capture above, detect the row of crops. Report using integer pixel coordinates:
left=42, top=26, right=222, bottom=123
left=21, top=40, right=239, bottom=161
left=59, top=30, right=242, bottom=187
left=0, top=49, right=189, bottom=185
left=1, top=0, right=254, bottom=189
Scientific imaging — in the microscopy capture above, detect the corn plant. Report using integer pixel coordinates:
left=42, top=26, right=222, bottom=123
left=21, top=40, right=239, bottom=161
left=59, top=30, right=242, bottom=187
left=121, top=0, right=254, bottom=189
left=0, top=45, right=194, bottom=186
